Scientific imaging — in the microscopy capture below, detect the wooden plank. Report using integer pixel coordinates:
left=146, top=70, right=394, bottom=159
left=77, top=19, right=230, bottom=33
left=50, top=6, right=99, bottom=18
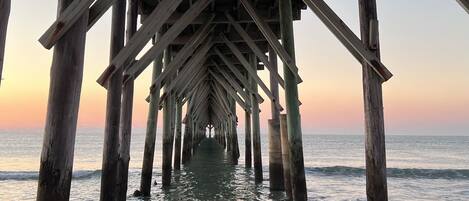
left=210, top=69, right=251, bottom=104
left=239, top=0, right=303, bottom=83
left=178, top=73, right=207, bottom=99
left=39, top=0, right=95, bottom=49
left=359, top=0, right=388, bottom=200
left=36, top=0, right=88, bottom=200
left=97, top=0, right=183, bottom=86
left=457, top=0, right=469, bottom=14
left=303, top=0, right=393, bottom=81
left=213, top=48, right=256, bottom=95
left=147, top=29, right=214, bottom=93
left=153, top=41, right=211, bottom=94
left=158, top=63, right=206, bottom=105
left=87, top=0, right=115, bottom=30
left=225, top=12, right=288, bottom=87
left=124, top=0, right=213, bottom=79
left=212, top=80, right=251, bottom=113
left=216, top=65, right=265, bottom=104
left=220, top=33, right=284, bottom=111
left=0, top=0, right=10, bottom=85
left=209, top=70, right=251, bottom=109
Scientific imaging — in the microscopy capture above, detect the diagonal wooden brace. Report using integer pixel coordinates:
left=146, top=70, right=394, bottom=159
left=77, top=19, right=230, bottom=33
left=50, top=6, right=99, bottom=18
left=303, top=0, right=393, bottom=81
left=96, top=0, right=184, bottom=86
left=39, top=0, right=95, bottom=49
left=457, top=0, right=469, bottom=14
left=124, top=0, right=214, bottom=79
left=239, top=0, right=303, bottom=83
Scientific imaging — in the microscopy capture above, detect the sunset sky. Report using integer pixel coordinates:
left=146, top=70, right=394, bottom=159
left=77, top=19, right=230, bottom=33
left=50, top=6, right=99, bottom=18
left=0, top=0, right=468, bottom=136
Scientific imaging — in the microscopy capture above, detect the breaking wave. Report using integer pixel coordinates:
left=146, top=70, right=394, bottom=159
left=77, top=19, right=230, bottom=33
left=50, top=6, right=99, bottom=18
left=0, top=170, right=101, bottom=181
left=305, top=166, right=469, bottom=180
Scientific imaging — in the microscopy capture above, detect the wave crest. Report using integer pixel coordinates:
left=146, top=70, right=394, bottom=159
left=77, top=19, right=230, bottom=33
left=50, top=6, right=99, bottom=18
left=0, top=170, right=100, bottom=181
left=306, top=166, right=469, bottom=180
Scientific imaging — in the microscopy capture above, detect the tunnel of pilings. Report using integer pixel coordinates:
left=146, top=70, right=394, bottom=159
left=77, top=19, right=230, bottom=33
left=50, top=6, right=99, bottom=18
left=3, top=0, right=466, bottom=201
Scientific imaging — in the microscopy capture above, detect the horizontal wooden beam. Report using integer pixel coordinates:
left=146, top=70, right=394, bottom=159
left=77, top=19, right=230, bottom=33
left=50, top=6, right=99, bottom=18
left=303, top=0, right=393, bottom=81
left=96, top=0, right=183, bottom=86
left=165, top=9, right=279, bottom=24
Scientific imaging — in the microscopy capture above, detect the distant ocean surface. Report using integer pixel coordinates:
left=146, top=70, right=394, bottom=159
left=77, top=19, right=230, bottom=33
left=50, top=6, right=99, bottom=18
left=0, top=129, right=468, bottom=200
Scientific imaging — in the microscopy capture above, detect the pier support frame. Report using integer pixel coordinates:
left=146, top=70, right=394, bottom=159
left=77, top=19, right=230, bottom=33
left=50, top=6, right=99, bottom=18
left=37, top=0, right=88, bottom=200
left=359, top=0, right=388, bottom=200
left=279, top=0, right=307, bottom=200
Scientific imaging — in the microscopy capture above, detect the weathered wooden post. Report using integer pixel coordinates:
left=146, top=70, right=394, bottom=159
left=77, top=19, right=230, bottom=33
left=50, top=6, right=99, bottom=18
left=245, top=109, right=252, bottom=168
left=279, top=0, right=307, bottom=200
left=359, top=0, right=388, bottom=200
left=221, top=121, right=227, bottom=149
left=174, top=99, right=183, bottom=170
left=249, top=54, right=263, bottom=182
left=192, top=120, right=198, bottom=153
left=226, top=119, right=232, bottom=152
left=230, top=97, right=240, bottom=165
left=37, top=0, right=88, bottom=200
left=139, top=35, right=164, bottom=196
left=116, top=0, right=137, bottom=199
left=100, top=1, right=126, bottom=200
left=182, top=113, right=193, bottom=164
left=162, top=49, right=174, bottom=187
left=268, top=47, right=284, bottom=190
left=0, top=0, right=10, bottom=84
left=280, top=114, right=292, bottom=199
left=182, top=103, right=193, bottom=164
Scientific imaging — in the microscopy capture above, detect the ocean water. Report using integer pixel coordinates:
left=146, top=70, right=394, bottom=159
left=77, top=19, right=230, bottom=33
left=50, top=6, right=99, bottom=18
left=0, top=129, right=468, bottom=201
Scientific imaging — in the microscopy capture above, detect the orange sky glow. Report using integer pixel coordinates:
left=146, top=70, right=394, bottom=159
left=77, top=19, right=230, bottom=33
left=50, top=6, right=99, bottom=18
left=0, top=1, right=468, bottom=136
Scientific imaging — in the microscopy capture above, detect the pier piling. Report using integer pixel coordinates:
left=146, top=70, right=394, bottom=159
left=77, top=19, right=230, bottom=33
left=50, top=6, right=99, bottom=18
left=37, top=0, right=88, bottom=200
left=359, top=0, right=388, bottom=200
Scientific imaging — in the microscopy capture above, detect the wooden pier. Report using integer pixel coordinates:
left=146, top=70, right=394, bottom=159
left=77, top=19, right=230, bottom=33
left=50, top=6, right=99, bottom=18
left=1, top=0, right=466, bottom=200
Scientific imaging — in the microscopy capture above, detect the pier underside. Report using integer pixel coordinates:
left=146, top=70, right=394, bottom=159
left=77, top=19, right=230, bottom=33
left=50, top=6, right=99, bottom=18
left=6, top=0, right=456, bottom=199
